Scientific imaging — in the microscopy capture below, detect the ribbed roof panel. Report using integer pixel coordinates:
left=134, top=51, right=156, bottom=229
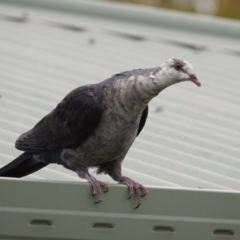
left=0, top=2, right=240, bottom=190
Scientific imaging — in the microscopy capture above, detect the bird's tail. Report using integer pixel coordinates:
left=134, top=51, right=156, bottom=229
left=0, top=152, right=48, bottom=178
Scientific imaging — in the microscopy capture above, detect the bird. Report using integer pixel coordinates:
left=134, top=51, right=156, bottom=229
left=0, top=58, right=201, bottom=208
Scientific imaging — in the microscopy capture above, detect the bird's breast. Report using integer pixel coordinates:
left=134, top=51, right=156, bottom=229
left=62, top=111, right=140, bottom=167
left=84, top=115, right=138, bottom=163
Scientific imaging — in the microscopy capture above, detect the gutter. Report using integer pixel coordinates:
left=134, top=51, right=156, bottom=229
left=0, top=178, right=240, bottom=239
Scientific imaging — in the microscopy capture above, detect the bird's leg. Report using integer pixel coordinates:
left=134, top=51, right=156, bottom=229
left=77, top=167, right=109, bottom=203
left=98, top=160, right=148, bottom=208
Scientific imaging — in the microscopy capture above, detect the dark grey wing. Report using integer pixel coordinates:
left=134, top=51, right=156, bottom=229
left=15, top=85, right=102, bottom=153
left=137, top=105, right=148, bottom=136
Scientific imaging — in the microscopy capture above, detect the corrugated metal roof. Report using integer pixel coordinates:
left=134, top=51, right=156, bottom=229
left=0, top=0, right=240, bottom=191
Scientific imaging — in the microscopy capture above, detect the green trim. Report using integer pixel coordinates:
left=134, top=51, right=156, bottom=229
left=0, top=178, right=240, bottom=239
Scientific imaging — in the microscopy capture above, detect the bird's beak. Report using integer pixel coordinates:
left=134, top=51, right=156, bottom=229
left=189, top=74, right=201, bottom=87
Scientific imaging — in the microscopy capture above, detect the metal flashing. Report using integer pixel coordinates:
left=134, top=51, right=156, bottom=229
left=0, top=179, right=240, bottom=240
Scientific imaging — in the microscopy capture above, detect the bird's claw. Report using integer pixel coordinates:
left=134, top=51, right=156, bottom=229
left=134, top=203, right=141, bottom=209
left=94, top=199, right=102, bottom=204
left=119, top=176, right=148, bottom=208
left=86, top=175, right=109, bottom=203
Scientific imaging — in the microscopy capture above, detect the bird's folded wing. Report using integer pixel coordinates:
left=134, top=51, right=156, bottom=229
left=137, top=105, right=148, bottom=136
left=15, top=86, right=102, bottom=153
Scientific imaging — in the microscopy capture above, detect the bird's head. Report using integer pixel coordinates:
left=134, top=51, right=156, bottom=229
left=159, top=58, right=201, bottom=88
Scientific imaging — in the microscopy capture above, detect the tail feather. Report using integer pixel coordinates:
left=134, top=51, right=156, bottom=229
left=0, top=152, right=48, bottom=178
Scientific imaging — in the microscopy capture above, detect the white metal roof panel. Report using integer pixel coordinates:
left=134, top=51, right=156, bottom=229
left=0, top=0, right=240, bottom=191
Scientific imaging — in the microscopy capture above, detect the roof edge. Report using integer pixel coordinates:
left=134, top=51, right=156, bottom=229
left=2, top=0, right=240, bottom=39
left=1, top=178, right=240, bottom=239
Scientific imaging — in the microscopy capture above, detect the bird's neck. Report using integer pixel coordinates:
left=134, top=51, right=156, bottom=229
left=114, top=67, right=174, bottom=103
left=108, top=67, right=171, bottom=117
left=104, top=67, right=173, bottom=119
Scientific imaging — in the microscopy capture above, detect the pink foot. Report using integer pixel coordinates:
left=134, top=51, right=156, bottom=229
left=85, top=174, right=109, bottom=203
left=119, top=176, right=148, bottom=208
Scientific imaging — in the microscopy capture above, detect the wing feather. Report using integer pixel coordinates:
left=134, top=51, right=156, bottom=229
left=15, top=85, right=102, bottom=152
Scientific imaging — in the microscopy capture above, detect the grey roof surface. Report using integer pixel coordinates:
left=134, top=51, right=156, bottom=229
left=0, top=0, right=240, bottom=191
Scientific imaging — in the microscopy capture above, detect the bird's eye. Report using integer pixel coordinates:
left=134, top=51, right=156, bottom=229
left=174, top=63, right=181, bottom=71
